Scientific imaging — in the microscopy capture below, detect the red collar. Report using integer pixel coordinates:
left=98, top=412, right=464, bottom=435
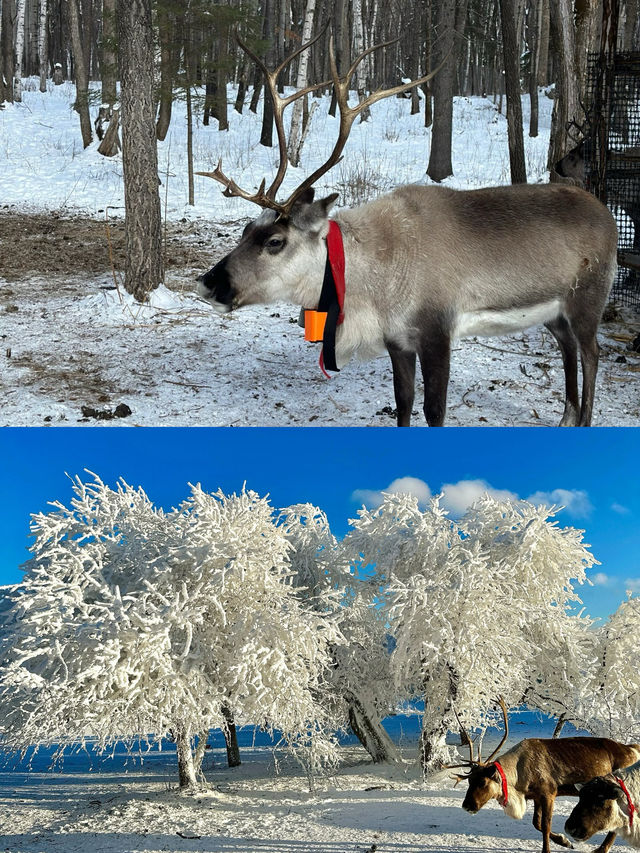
left=494, top=761, right=509, bottom=806
left=616, top=776, right=636, bottom=827
left=326, top=220, right=345, bottom=321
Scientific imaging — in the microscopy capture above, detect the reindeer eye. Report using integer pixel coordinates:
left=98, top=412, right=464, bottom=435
left=265, top=235, right=286, bottom=253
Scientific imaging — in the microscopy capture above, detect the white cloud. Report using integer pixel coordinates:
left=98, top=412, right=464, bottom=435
left=526, top=488, right=593, bottom=518
left=351, top=476, right=432, bottom=509
left=624, top=578, right=640, bottom=593
left=592, top=572, right=610, bottom=586
left=440, top=479, right=518, bottom=516
left=611, top=502, right=631, bottom=515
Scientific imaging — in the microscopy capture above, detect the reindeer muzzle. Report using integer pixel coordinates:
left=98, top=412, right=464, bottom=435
left=197, top=257, right=234, bottom=313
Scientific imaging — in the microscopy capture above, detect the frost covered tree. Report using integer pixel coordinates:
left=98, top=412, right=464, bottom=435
left=279, top=503, right=402, bottom=763
left=583, top=594, right=640, bottom=741
left=0, top=475, right=341, bottom=790
left=345, top=492, right=597, bottom=772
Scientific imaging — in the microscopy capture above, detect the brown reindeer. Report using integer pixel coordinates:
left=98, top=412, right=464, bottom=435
left=450, top=700, right=640, bottom=853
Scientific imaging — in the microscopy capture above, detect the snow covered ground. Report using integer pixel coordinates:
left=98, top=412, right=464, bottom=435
left=0, top=79, right=639, bottom=426
left=0, top=714, right=607, bottom=853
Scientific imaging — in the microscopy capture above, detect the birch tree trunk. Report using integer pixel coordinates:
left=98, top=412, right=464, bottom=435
left=351, top=0, right=370, bottom=120
left=69, top=0, right=92, bottom=147
left=118, top=0, right=164, bottom=300
left=13, top=0, right=26, bottom=101
left=287, top=0, right=317, bottom=166
left=38, top=0, right=47, bottom=92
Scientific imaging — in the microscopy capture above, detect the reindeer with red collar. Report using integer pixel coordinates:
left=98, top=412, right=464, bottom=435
left=565, top=759, right=640, bottom=852
left=196, top=29, right=618, bottom=427
left=450, top=699, right=640, bottom=853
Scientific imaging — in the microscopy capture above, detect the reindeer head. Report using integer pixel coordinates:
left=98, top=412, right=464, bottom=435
left=196, top=27, right=444, bottom=313
left=447, top=698, right=510, bottom=814
left=197, top=189, right=339, bottom=313
left=565, top=775, right=629, bottom=841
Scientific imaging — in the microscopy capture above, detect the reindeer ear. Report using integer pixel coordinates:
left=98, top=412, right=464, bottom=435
left=290, top=192, right=339, bottom=233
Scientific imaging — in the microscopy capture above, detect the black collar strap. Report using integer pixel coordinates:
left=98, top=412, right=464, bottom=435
left=318, top=220, right=346, bottom=374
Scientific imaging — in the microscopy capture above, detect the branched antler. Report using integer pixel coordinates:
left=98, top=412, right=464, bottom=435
left=442, top=697, right=510, bottom=771
left=197, top=26, right=448, bottom=217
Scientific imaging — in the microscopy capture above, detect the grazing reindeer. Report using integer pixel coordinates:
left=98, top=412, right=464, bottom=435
left=197, top=33, right=618, bottom=427
left=565, top=759, right=640, bottom=853
left=448, top=700, right=640, bottom=853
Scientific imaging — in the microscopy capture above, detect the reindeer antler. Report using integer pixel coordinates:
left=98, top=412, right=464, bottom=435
left=484, top=696, right=510, bottom=764
left=442, top=697, right=510, bottom=771
left=198, top=27, right=448, bottom=217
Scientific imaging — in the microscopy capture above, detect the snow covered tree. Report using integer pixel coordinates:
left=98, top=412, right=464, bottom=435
left=345, top=491, right=597, bottom=772
left=582, top=594, right=640, bottom=741
left=278, top=503, right=402, bottom=764
left=0, top=475, right=341, bottom=789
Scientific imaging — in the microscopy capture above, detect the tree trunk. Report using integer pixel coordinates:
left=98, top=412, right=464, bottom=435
left=547, top=0, right=579, bottom=176
left=351, top=0, right=370, bottom=121
left=222, top=705, right=241, bottom=768
left=175, top=725, right=198, bottom=789
left=423, top=0, right=433, bottom=127
left=427, top=0, right=457, bottom=181
left=259, top=0, right=275, bottom=147
left=347, top=694, right=401, bottom=764
left=38, top=0, right=48, bottom=92
left=528, top=0, right=541, bottom=137
left=500, top=0, right=527, bottom=182
left=552, top=713, right=567, bottom=737
left=537, top=0, right=550, bottom=86
left=97, top=106, right=121, bottom=156
left=69, top=0, right=92, bottom=147
left=13, top=0, right=26, bottom=101
left=287, top=0, right=317, bottom=166
left=101, top=0, right=117, bottom=106
left=2, top=0, right=15, bottom=104
left=118, top=0, right=164, bottom=301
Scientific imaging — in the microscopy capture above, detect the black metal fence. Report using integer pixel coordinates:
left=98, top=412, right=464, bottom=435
left=585, top=51, right=640, bottom=307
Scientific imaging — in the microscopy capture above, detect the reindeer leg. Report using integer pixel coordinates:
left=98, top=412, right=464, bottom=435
left=545, top=317, right=579, bottom=427
left=538, top=794, right=574, bottom=853
left=385, top=340, right=416, bottom=427
left=417, top=327, right=451, bottom=427
left=592, top=831, right=617, bottom=853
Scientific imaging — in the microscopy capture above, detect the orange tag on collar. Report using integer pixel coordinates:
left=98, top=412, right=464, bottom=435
left=304, top=310, right=328, bottom=342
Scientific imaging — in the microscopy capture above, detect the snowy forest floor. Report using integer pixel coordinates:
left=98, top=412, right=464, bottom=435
left=0, top=742, right=612, bottom=853
left=2, top=209, right=639, bottom=427
left=1, top=80, right=640, bottom=425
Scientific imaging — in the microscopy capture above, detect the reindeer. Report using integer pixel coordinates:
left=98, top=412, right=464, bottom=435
left=565, top=759, right=640, bottom=853
left=197, top=32, right=618, bottom=427
left=448, top=699, right=640, bottom=853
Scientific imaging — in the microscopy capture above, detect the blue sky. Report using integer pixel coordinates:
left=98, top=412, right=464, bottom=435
left=0, top=428, right=638, bottom=620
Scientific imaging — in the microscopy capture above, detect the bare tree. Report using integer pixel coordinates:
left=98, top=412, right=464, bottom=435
left=548, top=0, right=579, bottom=174
left=0, top=0, right=15, bottom=104
left=69, top=0, right=92, bottom=147
left=427, top=0, right=458, bottom=181
left=500, top=0, right=527, bottom=182
left=101, top=0, right=117, bottom=106
left=38, top=0, right=48, bottom=93
left=13, top=0, right=25, bottom=101
left=117, top=0, right=164, bottom=300
left=287, top=0, right=318, bottom=165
